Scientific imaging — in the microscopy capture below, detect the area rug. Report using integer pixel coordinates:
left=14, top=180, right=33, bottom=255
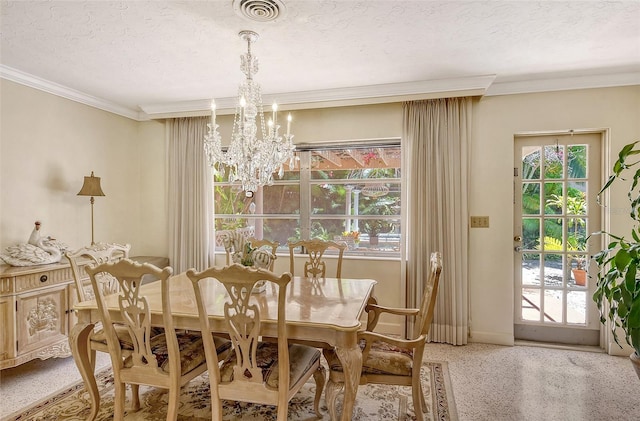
left=5, top=361, right=457, bottom=421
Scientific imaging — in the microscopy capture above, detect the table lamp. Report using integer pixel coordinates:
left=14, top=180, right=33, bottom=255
left=77, top=171, right=105, bottom=245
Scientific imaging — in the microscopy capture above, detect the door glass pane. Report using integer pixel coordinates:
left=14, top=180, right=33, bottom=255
left=544, top=291, right=563, bottom=323
left=544, top=182, right=564, bottom=214
left=522, top=183, right=541, bottom=215
left=522, top=288, right=541, bottom=321
left=568, top=145, right=587, bottom=179
left=567, top=290, right=587, bottom=324
left=522, top=219, right=540, bottom=250
left=522, top=147, right=541, bottom=180
left=543, top=254, right=563, bottom=287
left=522, top=253, right=540, bottom=286
left=543, top=218, right=563, bottom=250
left=544, top=145, right=564, bottom=179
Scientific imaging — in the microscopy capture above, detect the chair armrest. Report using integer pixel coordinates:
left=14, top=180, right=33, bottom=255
left=357, top=330, right=426, bottom=361
left=365, top=304, right=419, bottom=331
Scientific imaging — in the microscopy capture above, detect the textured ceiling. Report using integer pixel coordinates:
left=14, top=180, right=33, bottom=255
left=1, top=0, right=639, bottom=119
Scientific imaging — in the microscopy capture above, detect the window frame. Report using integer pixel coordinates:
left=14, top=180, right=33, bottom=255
left=213, top=139, right=402, bottom=257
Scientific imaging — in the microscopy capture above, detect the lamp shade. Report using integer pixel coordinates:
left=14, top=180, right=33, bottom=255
left=77, top=171, right=105, bottom=197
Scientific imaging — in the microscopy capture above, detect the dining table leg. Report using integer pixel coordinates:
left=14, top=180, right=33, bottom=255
left=69, top=321, right=99, bottom=421
left=333, top=343, right=363, bottom=421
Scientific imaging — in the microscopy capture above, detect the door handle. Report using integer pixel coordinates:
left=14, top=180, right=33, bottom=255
left=514, top=235, right=522, bottom=242
left=514, top=246, right=522, bottom=252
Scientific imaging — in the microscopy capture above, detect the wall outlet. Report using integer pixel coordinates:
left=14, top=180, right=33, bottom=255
left=470, top=216, right=490, bottom=228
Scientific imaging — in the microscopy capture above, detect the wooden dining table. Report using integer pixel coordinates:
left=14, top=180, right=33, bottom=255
left=70, top=272, right=377, bottom=421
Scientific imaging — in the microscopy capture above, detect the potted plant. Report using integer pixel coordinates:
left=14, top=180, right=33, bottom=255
left=362, top=219, right=394, bottom=246
left=591, top=140, right=640, bottom=379
left=361, top=196, right=397, bottom=246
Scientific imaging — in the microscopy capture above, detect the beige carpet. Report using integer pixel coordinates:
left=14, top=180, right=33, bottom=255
left=4, top=361, right=456, bottom=421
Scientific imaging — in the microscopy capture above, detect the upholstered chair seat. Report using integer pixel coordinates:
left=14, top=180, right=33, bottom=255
left=220, top=342, right=322, bottom=388
left=324, top=338, right=415, bottom=376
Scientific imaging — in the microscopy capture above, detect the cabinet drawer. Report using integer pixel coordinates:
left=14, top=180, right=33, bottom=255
left=15, top=267, right=74, bottom=293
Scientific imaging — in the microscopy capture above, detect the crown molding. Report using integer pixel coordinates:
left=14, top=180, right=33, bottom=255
left=138, top=75, right=497, bottom=118
left=485, top=72, right=640, bottom=96
left=3, top=63, right=638, bottom=122
left=0, top=65, right=144, bottom=121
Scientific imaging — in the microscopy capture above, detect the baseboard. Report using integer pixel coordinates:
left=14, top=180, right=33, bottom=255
left=515, top=340, right=605, bottom=354
left=468, top=331, right=514, bottom=346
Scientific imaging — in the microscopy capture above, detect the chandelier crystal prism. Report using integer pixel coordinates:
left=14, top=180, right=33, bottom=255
left=204, top=30, right=295, bottom=196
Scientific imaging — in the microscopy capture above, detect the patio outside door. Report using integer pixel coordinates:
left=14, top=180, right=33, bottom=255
left=513, top=132, right=602, bottom=345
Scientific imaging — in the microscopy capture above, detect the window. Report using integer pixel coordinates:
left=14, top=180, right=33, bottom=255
left=214, top=141, right=401, bottom=256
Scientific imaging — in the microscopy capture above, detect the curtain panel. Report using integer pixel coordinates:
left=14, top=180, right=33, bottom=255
left=402, top=98, right=471, bottom=345
left=167, top=117, right=214, bottom=273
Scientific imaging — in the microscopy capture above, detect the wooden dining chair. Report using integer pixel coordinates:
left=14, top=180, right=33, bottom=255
left=66, top=242, right=131, bottom=302
left=323, top=251, right=443, bottom=421
left=186, top=263, right=326, bottom=420
left=224, top=230, right=278, bottom=271
left=65, top=243, right=145, bottom=406
left=288, top=238, right=347, bottom=278
left=86, top=259, right=229, bottom=420
left=246, top=237, right=279, bottom=270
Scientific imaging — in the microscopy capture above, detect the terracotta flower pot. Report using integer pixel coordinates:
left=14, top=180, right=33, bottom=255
left=631, top=352, right=640, bottom=380
left=571, top=269, right=587, bottom=286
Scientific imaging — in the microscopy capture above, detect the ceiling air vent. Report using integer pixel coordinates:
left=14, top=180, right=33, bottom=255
left=233, top=0, right=287, bottom=22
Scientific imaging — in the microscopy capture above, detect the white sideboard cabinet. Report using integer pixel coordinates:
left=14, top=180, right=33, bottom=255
left=0, top=255, right=168, bottom=370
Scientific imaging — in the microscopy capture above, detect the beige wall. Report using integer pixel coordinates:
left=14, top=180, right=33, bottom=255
left=2, top=79, right=639, bottom=345
left=0, top=79, right=166, bottom=256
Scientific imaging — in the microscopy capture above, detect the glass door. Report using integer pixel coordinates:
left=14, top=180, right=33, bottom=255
left=514, top=132, right=601, bottom=345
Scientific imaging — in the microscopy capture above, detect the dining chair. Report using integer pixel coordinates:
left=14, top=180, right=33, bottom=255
left=323, top=251, right=443, bottom=421
left=66, top=242, right=131, bottom=302
left=65, top=243, right=145, bottom=406
left=86, top=259, right=229, bottom=420
left=222, top=229, right=248, bottom=265
left=288, top=238, right=347, bottom=278
left=246, top=237, right=279, bottom=270
left=186, top=263, right=326, bottom=421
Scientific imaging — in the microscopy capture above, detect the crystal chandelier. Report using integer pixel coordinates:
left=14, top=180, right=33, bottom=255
left=204, top=30, right=295, bottom=197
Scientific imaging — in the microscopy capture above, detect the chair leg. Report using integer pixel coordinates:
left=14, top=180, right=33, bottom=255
left=276, top=403, right=288, bottom=421
left=166, top=388, right=180, bottom=421
left=420, top=382, right=427, bottom=413
left=113, top=382, right=126, bottom=421
left=325, top=379, right=344, bottom=421
left=412, top=382, right=424, bottom=421
left=312, top=364, right=326, bottom=418
left=130, top=384, right=140, bottom=410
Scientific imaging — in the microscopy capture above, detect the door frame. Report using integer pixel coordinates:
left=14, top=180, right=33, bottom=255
left=513, top=128, right=609, bottom=347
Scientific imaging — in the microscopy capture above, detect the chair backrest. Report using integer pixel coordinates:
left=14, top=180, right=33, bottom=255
left=246, top=237, right=279, bottom=270
left=222, top=229, right=248, bottom=265
left=413, top=251, right=443, bottom=339
left=85, top=259, right=175, bottom=378
left=65, top=242, right=131, bottom=302
left=288, top=238, right=347, bottom=278
left=223, top=230, right=278, bottom=270
left=186, top=264, right=292, bottom=404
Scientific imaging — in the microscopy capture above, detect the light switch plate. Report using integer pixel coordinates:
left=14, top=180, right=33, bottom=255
left=470, top=216, right=490, bottom=228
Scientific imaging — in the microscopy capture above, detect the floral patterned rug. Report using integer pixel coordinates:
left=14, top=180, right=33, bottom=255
left=6, top=361, right=456, bottom=421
